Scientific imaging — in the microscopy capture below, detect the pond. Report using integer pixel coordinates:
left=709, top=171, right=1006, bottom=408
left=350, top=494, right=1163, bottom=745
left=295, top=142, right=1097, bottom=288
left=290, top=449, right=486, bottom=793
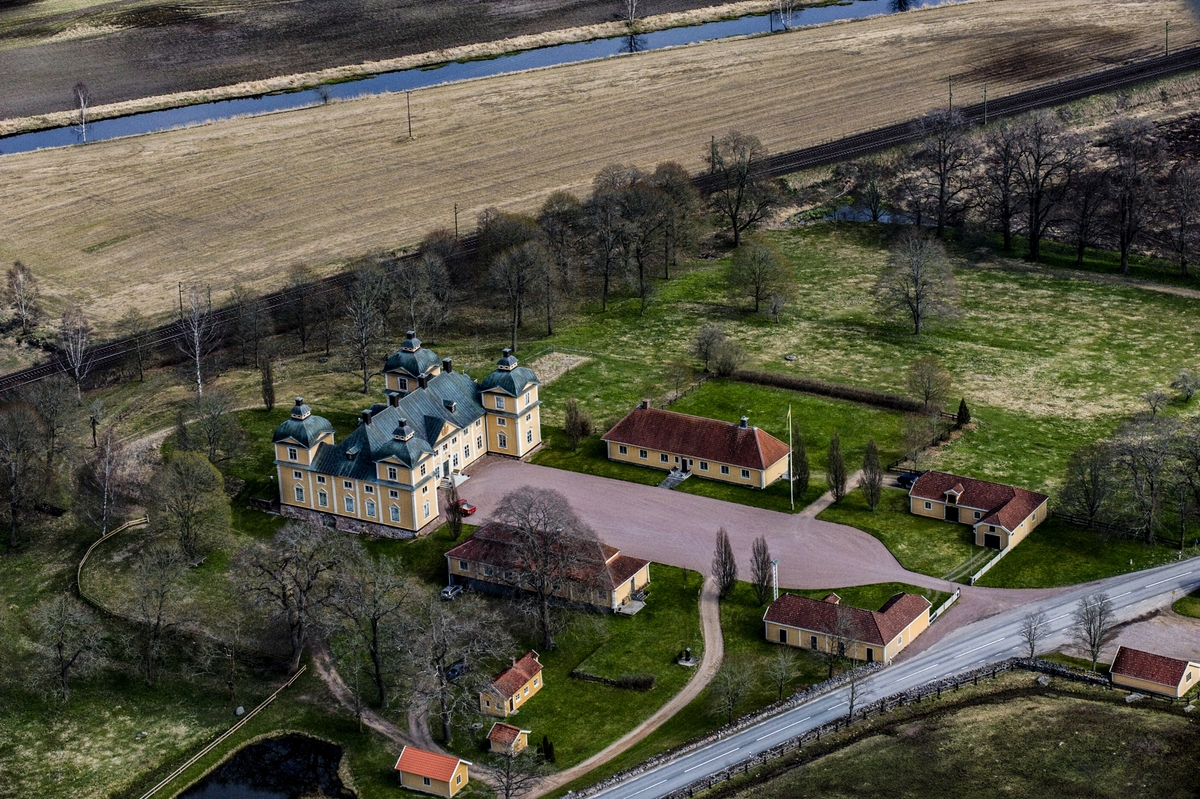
left=178, top=734, right=353, bottom=799
left=0, top=0, right=964, bottom=156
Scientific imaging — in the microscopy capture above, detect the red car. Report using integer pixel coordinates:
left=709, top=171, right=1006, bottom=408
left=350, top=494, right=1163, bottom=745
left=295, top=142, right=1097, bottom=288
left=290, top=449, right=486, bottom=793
left=457, top=498, right=477, bottom=516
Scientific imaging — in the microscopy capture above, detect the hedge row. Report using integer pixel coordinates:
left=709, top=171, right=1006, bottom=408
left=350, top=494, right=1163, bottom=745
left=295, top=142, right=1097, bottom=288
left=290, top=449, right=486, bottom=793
left=731, top=369, right=925, bottom=413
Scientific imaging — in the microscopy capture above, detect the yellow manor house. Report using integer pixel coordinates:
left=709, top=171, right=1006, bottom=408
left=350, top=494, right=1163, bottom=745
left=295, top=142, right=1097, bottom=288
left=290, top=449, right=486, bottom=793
left=271, top=333, right=541, bottom=537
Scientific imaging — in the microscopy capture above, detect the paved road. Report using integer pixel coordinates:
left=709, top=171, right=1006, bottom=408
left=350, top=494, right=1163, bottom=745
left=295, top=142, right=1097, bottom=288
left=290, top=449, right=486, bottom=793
left=584, top=558, right=1200, bottom=799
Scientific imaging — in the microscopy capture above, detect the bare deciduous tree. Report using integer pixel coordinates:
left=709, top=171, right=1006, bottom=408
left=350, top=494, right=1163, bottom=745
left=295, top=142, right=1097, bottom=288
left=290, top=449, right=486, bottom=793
left=1059, top=442, right=1117, bottom=528
left=73, top=82, right=91, bottom=141
left=231, top=285, right=270, bottom=367
left=650, top=162, right=700, bottom=278
left=750, top=534, right=773, bottom=606
left=766, top=648, right=797, bottom=701
left=826, top=432, right=847, bottom=503
left=494, top=486, right=602, bottom=650
left=1142, top=389, right=1170, bottom=418
left=908, top=355, right=951, bottom=413
left=726, top=236, right=794, bottom=314
left=0, top=402, right=45, bottom=549
left=489, top=752, right=547, bottom=799
left=1071, top=592, right=1115, bottom=673
left=78, top=426, right=129, bottom=537
left=1105, top=117, right=1165, bottom=274
left=130, top=543, right=188, bottom=686
left=32, top=592, right=104, bottom=702
left=585, top=190, right=628, bottom=312
left=1062, top=166, right=1109, bottom=267
left=1163, top=162, right=1200, bottom=276
left=709, top=659, right=753, bottom=724
left=980, top=120, right=1023, bottom=251
left=177, top=285, right=219, bottom=398
left=694, top=324, right=726, bottom=373
left=6, top=261, right=41, bottom=336
left=875, top=230, right=956, bottom=335
left=1172, top=369, right=1200, bottom=403
left=285, top=264, right=316, bottom=353
left=404, top=593, right=511, bottom=744
left=59, top=304, right=92, bottom=400
left=822, top=605, right=862, bottom=678
left=711, top=338, right=746, bottom=378
left=1113, top=418, right=1176, bottom=543
left=342, top=266, right=386, bottom=395
left=563, top=398, right=594, bottom=452
left=1019, top=609, right=1049, bottom=660
left=324, top=546, right=417, bottom=708
left=1013, top=111, right=1086, bottom=262
left=116, top=307, right=152, bottom=382
left=711, top=527, right=737, bottom=601
left=152, top=451, right=231, bottom=559
left=492, top=241, right=551, bottom=354
left=914, top=108, right=976, bottom=239
left=707, top=131, right=781, bottom=247
left=260, top=358, right=276, bottom=411
left=861, top=438, right=883, bottom=512
left=238, top=520, right=347, bottom=672
left=444, top=479, right=465, bottom=541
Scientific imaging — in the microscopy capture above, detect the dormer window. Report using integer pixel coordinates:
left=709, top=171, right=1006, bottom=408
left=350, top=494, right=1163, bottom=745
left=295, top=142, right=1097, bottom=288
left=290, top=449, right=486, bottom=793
left=387, top=466, right=398, bottom=481
left=496, top=396, right=506, bottom=410
left=443, top=399, right=457, bottom=412
left=398, top=377, right=408, bottom=391
left=946, top=494, right=957, bottom=505
left=287, top=447, right=298, bottom=461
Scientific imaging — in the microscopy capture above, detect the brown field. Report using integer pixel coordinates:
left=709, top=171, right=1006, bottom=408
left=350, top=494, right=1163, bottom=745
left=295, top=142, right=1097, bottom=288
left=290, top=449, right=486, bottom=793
left=1, top=0, right=1198, bottom=330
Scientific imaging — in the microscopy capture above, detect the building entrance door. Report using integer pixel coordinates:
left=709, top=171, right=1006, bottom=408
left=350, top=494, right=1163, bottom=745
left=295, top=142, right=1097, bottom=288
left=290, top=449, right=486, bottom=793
left=984, top=533, right=1002, bottom=550
left=945, top=506, right=959, bottom=523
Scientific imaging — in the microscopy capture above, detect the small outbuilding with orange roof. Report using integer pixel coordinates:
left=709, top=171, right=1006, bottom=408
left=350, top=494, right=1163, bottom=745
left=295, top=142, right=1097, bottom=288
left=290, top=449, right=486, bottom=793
left=908, top=471, right=1049, bottom=550
left=394, top=746, right=471, bottom=797
left=480, top=651, right=544, bottom=717
left=487, top=721, right=532, bottom=755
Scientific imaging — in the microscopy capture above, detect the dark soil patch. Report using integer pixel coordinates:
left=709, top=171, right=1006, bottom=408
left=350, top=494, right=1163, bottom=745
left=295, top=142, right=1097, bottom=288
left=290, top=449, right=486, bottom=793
left=1158, top=112, right=1200, bottom=160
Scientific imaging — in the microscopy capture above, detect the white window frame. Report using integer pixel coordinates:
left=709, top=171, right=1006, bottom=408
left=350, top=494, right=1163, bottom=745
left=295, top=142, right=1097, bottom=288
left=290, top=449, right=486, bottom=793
left=924, top=501, right=932, bottom=510
left=387, top=466, right=397, bottom=481
left=287, top=447, right=298, bottom=461
left=294, top=486, right=305, bottom=502
left=292, top=470, right=302, bottom=479
left=389, top=489, right=399, bottom=499
left=526, top=429, right=532, bottom=443
left=699, top=461, right=708, bottom=471
left=720, top=465, right=730, bottom=475
left=497, top=417, right=506, bottom=426
left=398, top=377, right=408, bottom=390
left=344, top=480, right=353, bottom=489
left=524, top=392, right=531, bottom=407
left=741, top=468, right=750, bottom=479
left=317, top=490, right=328, bottom=507
left=365, top=500, right=376, bottom=517
left=390, top=506, right=400, bottom=522
left=423, top=502, right=430, bottom=517
left=639, top=449, right=648, bottom=459
left=660, top=454, right=669, bottom=463
left=619, top=445, right=628, bottom=455
left=498, top=433, right=508, bottom=449
left=476, top=435, right=483, bottom=449
left=344, top=496, right=355, bottom=514
left=316, top=475, right=326, bottom=484
left=496, top=396, right=506, bottom=410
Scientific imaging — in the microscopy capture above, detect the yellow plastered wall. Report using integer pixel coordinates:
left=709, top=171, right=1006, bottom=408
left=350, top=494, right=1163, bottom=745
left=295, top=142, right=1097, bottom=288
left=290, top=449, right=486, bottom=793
left=398, top=761, right=467, bottom=797
left=605, top=441, right=771, bottom=488
left=765, top=607, right=930, bottom=664
left=479, top=669, right=543, bottom=717
left=490, top=731, right=529, bottom=755
left=609, top=563, right=652, bottom=609
left=1113, top=663, right=1200, bottom=698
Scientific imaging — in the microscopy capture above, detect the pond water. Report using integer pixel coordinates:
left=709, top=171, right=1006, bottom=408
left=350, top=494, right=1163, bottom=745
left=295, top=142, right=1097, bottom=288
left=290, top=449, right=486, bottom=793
left=0, top=0, right=964, bottom=156
left=178, top=734, right=352, bottom=799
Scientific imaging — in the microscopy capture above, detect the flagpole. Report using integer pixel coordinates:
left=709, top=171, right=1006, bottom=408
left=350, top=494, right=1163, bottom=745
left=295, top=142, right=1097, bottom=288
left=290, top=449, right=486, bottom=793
left=788, top=405, right=794, bottom=511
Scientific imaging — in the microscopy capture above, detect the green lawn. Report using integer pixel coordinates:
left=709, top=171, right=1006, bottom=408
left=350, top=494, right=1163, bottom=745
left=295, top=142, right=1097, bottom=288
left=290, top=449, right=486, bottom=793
left=1040, top=652, right=1112, bottom=674
left=976, top=519, right=1200, bottom=589
left=817, top=488, right=979, bottom=580
left=1172, top=588, right=1200, bottom=620
left=491, top=565, right=703, bottom=769
left=674, top=474, right=823, bottom=513
left=726, top=693, right=1200, bottom=799
left=532, top=431, right=665, bottom=487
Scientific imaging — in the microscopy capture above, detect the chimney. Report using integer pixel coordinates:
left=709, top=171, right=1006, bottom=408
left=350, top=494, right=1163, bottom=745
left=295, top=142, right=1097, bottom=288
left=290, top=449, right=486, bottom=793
left=388, top=393, right=401, bottom=408
left=639, top=399, right=650, bottom=410
left=361, top=410, right=372, bottom=426
left=442, top=357, right=453, bottom=373
left=511, top=656, right=517, bottom=668
left=739, top=416, right=749, bottom=429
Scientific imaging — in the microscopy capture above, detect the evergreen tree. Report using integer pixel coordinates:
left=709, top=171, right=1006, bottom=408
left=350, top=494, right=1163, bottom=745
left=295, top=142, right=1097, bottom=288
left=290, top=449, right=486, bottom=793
left=826, top=433, right=847, bottom=503
left=956, top=397, right=971, bottom=428
left=861, top=438, right=883, bottom=511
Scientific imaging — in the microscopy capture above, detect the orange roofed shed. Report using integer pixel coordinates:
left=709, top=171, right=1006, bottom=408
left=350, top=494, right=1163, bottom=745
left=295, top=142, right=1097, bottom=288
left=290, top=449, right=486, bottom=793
left=481, top=651, right=544, bottom=717
left=488, top=721, right=532, bottom=755
left=394, top=746, right=471, bottom=797
left=1110, top=645, right=1200, bottom=698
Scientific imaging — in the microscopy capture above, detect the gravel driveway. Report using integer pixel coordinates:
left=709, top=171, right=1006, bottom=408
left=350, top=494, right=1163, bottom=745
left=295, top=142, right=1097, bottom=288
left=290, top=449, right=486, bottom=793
left=460, top=458, right=1061, bottom=648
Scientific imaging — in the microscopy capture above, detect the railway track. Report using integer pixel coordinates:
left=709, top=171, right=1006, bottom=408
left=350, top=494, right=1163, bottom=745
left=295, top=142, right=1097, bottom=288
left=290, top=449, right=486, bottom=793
left=3, top=46, right=1199, bottom=395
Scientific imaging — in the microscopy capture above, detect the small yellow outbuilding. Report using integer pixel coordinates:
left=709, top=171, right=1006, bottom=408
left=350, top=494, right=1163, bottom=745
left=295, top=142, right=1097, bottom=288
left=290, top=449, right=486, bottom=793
left=394, top=746, right=471, bottom=797
left=1110, top=645, right=1200, bottom=698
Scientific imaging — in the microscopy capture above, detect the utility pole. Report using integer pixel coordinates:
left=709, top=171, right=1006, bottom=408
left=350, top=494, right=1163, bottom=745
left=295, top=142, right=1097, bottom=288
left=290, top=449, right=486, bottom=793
left=1166, top=20, right=1170, bottom=56
left=406, top=90, right=413, bottom=139
left=948, top=76, right=953, bottom=112
left=710, top=135, right=715, bottom=174
left=454, top=203, right=459, bottom=239
left=177, top=281, right=183, bottom=321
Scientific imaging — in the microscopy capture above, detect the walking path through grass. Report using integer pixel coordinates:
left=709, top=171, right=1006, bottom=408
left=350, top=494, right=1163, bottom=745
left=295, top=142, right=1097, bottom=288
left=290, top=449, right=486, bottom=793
left=530, top=577, right=723, bottom=797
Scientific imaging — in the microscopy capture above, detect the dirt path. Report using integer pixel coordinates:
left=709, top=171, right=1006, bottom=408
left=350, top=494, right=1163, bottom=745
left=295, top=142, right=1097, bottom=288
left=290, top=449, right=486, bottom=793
left=798, top=469, right=864, bottom=519
left=310, top=643, right=416, bottom=748
left=532, top=577, right=724, bottom=797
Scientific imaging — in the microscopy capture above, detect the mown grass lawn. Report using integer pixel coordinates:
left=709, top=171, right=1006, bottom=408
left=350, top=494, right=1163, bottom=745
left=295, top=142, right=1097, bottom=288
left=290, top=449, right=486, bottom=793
left=1172, top=588, right=1200, bottom=620
left=489, top=565, right=703, bottom=770
left=727, top=693, right=1200, bottom=799
left=818, top=488, right=979, bottom=579
left=976, top=519, right=1200, bottom=589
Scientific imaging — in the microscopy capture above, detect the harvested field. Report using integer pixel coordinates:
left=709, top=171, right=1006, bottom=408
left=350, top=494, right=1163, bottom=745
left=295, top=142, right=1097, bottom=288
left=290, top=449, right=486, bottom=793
left=0, top=0, right=777, bottom=120
left=2, top=0, right=1198, bottom=328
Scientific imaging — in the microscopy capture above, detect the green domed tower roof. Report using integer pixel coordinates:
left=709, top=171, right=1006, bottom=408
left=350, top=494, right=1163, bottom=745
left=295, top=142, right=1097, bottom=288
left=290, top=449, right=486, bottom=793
left=384, top=330, right=441, bottom=379
left=272, top=397, right=334, bottom=447
left=480, top=348, right=539, bottom=397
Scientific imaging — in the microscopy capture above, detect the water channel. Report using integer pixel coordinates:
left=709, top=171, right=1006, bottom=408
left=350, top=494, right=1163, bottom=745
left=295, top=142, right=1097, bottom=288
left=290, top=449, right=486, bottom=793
left=177, top=734, right=352, bottom=799
left=0, top=0, right=963, bottom=156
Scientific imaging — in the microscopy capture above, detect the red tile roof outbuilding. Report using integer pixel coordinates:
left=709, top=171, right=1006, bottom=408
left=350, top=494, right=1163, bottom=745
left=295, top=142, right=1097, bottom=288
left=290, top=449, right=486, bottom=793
left=909, top=471, right=1048, bottom=532
left=602, top=404, right=790, bottom=471
left=490, top=651, right=542, bottom=698
left=394, top=746, right=470, bottom=782
left=1111, top=646, right=1194, bottom=689
left=487, top=722, right=529, bottom=748
left=763, top=593, right=931, bottom=646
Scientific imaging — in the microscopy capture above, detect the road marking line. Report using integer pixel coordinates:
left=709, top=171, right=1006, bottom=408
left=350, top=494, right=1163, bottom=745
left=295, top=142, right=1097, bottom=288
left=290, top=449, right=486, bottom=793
left=909, top=663, right=940, bottom=677
left=1146, top=577, right=1175, bottom=587
left=1048, top=613, right=1069, bottom=622
left=626, top=779, right=666, bottom=797
left=755, top=716, right=810, bottom=740
left=1110, top=591, right=1132, bottom=599
left=683, top=749, right=739, bottom=773
left=953, top=637, right=1005, bottom=659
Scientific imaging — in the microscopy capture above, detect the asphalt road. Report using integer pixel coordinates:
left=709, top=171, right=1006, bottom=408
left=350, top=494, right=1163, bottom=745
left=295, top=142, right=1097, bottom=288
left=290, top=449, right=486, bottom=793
left=586, top=557, right=1200, bottom=799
